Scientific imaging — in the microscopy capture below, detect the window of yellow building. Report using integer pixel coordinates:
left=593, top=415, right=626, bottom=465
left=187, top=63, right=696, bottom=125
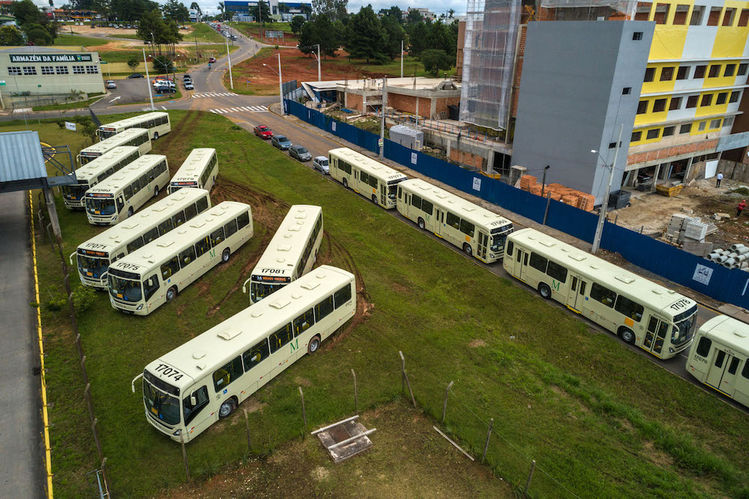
left=654, top=3, right=670, bottom=24
left=669, top=97, right=682, bottom=110
left=631, top=131, right=642, bottom=143
left=707, top=7, right=721, bottom=26
left=716, top=92, right=728, bottom=105
left=708, top=65, right=721, bottom=78
left=698, top=121, right=706, bottom=131
left=673, top=4, right=689, bottom=25
left=700, top=94, right=713, bottom=106
left=710, top=119, right=722, bottom=129
left=729, top=91, right=741, bottom=103
left=646, top=129, right=660, bottom=140
left=676, top=66, right=689, bottom=80
left=724, top=64, right=736, bottom=77
left=660, top=67, right=674, bottom=81
left=690, top=6, right=705, bottom=25
left=740, top=9, right=749, bottom=27
left=722, top=8, right=736, bottom=27
left=694, top=65, right=706, bottom=79
left=680, top=123, right=692, bottom=134
left=644, top=67, right=655, bottom=82
left=663, top=126, right=675, bottom=137
left=686, top=95, right=699, bottom=108
left=653, top=98, right=667, bottom=112
left=738, top=64, right=748, bottom=76
left=637, top=101, right=648, bottom=114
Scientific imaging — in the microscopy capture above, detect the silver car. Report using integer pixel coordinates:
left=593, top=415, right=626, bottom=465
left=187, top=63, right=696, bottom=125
left=312, top=156, right=329, bottom=174
left=289, top=145, right=312, bottom=162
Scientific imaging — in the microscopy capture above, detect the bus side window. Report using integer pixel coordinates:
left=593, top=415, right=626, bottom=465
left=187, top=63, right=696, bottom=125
left=269, top=323, right=293, bottom=353
left=398, top=187, right=402, bottom=200
left=243, top=339, right=270, bottom=371
left=195, top=236, right=211, bottom=257
left=506, top=240, right=513, bottom=257
left=179, top=246, right=196, bottom=268
left=144, top=274, right=160, bottom=301
left=196, top=197, right=209, bottom=213
left=143, top=227, right=159, bottom=244
left=314, top=295, right=334, bottom=322
left=695, top=336, right=712, bottom=357
left=224, top=219, right=238, bottom=238
left=172, top=211, right=185, bottom=227
left=158, top=218, right=173, bottom=236
left=160, top=256, right=180, bottom=280
left=116, top=196, right=125, bottom=213
left=742, top=360, right=749, bottom=380
left=293, top=308, right=315, bottom=337
left=334, top=284, right=352, bottom=308
left=236, top=211, right=250, bottom=230
left=126, top=236, right=144, bottom=253
left=210, top=227, right=225, bottom=246
left=183, top=386, right=209, bottom=425
left=184, top=203, right=198, bottom=220
left=212, top=356, right=243, bottom=392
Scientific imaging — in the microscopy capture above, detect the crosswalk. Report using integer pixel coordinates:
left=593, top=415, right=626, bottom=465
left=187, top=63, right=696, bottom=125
left=209, top=106, right=268, bottom=114
left=192, top=92, right=238, bottom=98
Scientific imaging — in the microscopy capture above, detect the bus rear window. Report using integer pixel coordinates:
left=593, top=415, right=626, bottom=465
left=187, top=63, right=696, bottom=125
left=695, top=336, right=712, bottom=357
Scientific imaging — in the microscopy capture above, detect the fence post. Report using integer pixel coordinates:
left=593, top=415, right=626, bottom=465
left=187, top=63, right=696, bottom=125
left=542, top=194, right=551, bottom=226
left=441, top=381, right=454, bottom=424
left=243, top=409, right=252, bottom=454
left=351, top=368, right=358, bottom=413
left=482, top=418, right=494, bottom=463
left=399, top=351, right=405, bottom=393
left=180, top=434, right=190, bottom=481
left=298, top=386, right=307, bottom=435
left=524, top=459, right=536, bottom=496
left=398, top=351, right=416, bottom=407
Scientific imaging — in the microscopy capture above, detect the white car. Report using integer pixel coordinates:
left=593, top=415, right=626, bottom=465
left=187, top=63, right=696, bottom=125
left=105, top=80, right=116, bottom=89
left=312, top=156, right=329, bottom=174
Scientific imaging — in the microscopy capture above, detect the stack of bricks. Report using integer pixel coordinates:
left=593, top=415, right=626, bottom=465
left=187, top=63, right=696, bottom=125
left=518, top=175, right=596, bottom=212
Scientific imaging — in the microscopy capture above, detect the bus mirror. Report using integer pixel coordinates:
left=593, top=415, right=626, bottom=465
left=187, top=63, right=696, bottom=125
left=131, top=372, right=144, bottom=393
left=69, top=251, right=77, bottom=265
left=242, top=277, right=251, bottom=294
left=190, top=395, right=197, bottom=406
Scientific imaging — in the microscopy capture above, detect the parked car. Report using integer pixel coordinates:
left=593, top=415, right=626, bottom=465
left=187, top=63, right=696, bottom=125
left=208, top=57, right=216, bottom=63
left=312, top=156, right=329, bottom=174
left=254, top=125, right=273, bottom=139
left=289, top=145, right=312, bottom=162
left=184, top=81, right=194, bottom=90
left=271, top=135, right=292, bottom=150
left=127, top=73, right=144, bottom=79
left=105, top=80, right=117, bottom=89
left=183, top=74, right=191, bottom=81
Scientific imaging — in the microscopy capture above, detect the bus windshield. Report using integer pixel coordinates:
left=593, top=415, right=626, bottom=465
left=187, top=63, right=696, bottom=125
left=250, top=281, right=283, bottom=302
left=79, top=154, right=99, bottom=165
left=98, top=129, right=117, bottom=140
left=490, top=232, right=507, bottom=252
left=86, top=197, right=117, bottom=216
left=109, top=274, right=143, bottom=302
left=672, top=311, right=697, bottom=346
left=62, top=183, right=88, bottom=200
left=77, top=253, right=109, bottom=278
left=143, top=376, right=181, bottom=426
left=387, top=184, right=398, bottom=200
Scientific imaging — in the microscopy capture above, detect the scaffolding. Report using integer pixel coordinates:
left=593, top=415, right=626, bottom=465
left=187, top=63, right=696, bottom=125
left=459, top=0, right=522, bottom=131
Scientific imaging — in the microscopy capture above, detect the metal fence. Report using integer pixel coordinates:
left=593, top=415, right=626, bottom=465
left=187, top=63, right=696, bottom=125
left=285, top=99, right=749, bottom=310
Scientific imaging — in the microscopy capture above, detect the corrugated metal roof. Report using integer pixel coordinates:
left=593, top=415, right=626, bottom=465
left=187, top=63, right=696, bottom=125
left=0, top=131, right=47, bottom=183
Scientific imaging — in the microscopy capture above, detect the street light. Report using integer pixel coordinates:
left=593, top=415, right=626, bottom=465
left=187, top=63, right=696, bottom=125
left=591, top=124, right=624, bottom=254
left=313, top=44, right=321, bottom=82
left=262, top=52, right=284, bottom=115
left=541, top=165, right=550, bottom=197
left=225, top=35, right=234, bottom=90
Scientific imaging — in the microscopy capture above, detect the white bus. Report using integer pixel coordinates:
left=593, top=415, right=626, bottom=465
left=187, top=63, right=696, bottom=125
left=504, top=228, right=698, bottom=359
left=70, top=188, right=211, bottom=289
left=97, top=112, right=171, bottom=141
left=107, top=201, right=253, bottom=315
left=132, top=265, right=355, bottom=442
left=686, top=315, right=749, bottom=407
left=168, top=148, right=219, bottom=194
left=242, top=205, right=323, bottom=303
left=78, top=128, right=151, bottom=165
left=328, top=147, right=407, bottom=209
left=396, top=178, right=514, bottom=262
left=62, top=146, right=141, bottom=209
left=83, top=154, right=170, bottom=226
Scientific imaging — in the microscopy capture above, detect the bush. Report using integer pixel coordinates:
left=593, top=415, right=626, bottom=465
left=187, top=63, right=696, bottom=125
left=153, top=55, right=174, bottom=73
left=421, top=49, right=452, bottom=76
left=45, top=285, right=97, bottom=314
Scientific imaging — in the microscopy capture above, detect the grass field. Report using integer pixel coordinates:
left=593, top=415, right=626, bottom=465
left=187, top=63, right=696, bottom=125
left=14, top=111, right=749, bottom=497
left=54, top=34, right=111, bottom=46
left=32, top=93, right=106, bottom=112
left=186, top=22, right=226, bottom=43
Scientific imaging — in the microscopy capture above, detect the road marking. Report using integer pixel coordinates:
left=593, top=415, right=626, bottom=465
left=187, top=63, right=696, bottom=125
left=192, top=92, right=238, bottom=98
left=109, top=96, right=121, bottom=103
left=208, top=105, right=268, bottom=114
left=12, top=107, right=31, bottom=113
left=161, top=105, right=167, bottom=110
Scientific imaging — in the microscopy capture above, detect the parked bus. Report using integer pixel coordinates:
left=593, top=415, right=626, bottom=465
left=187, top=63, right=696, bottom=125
left=686, top=315, right=749, bottom=407
left=328, top=147, right=407, bottom=209
left=62, top=146, right=141, bottom=209
left=83, top=154, right=170, bottom=226
left=168, top=148, right=219, bottom=194
left=97, top=112, right=171, bottom=141
left=108, top=201, right=253, bottom=315
left=77, top=128, right=151, bottom=165
left=504, top=228, right=698, bottom=359
left=70, top=188, right=211, bottom=289
left=131, top=265, right=355, bottom=442
left=396, top=178, right=513, bottom=262
left=242, top=205, right=323, bottom=303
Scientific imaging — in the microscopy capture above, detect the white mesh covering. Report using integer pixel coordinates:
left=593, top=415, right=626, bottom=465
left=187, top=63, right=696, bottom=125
left=540, top=0, right=637, bottom=18
left=459, top=0, right=521, bottom=131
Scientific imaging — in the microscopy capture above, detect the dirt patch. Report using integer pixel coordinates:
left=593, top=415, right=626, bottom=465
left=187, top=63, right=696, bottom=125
left=468, top=339, right=487, bottom=348
left=293, top=376, right=312, bottom=387
left=311, top=466, right=329, bottom=482
left=641, top=441, right=674, bottom=468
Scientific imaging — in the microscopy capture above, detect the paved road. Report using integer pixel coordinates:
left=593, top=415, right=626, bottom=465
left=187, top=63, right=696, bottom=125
left=0, top=191, right=43, bottom=499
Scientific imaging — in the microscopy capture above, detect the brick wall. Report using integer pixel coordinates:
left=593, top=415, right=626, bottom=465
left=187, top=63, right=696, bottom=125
left=627, top=139, right=719, bottom=165
left=449, top=148, right=485, bottom=169
left=346, top=93, right=364, bottom=113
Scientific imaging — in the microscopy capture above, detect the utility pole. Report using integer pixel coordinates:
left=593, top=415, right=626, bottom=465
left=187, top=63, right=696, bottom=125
left=225, top=36, right=234, bottom=89
left=142, top=48, right=154, bottom=111
left=591, top=124, right=624, bottom=254
left=379, top=77, right=387, bottom=159
left=316, top=44, right=321, bottom=82
left=400, top=40, right=404, bottom=78
left=278, top=52, right=284, bottom=115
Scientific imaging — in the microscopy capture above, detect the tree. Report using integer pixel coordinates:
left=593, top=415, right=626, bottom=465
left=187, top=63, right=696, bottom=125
left=127, top=56, right=139, bottom=71
left=10, top=0, right=42, bottom=25
left=383, top=5, right=402, bottom=24
left=25, top=23, right=53, bottom=44
left=253, top=0, right=271, bottom=24
left=345, top=5, right=386, bottom=64
left=297, top=13, right=340, bottom=57
left=421, top=49, right=452, bottom=76
left=311, top=0, right=347, bottom=22
left=380, top=11, right=404, bottom=60
left=137, top=8, right=182, bottom=56
left=407, top=20, right=429, bottom=56
left=110, top=0, right=159, bottom=23
left=290, top=14, right=305, bottom=34
left=0, top=25, right=25, bottom=45
left=405, top=8, right=422, bottom=25
left=162, top=0, right=189, bottom=23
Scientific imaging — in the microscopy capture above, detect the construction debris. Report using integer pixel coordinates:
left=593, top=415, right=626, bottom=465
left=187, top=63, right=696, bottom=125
left=518, top=175, right=596, bottom=211
left=706, top=244, right=749, bottom=270
left=664, top=213, right=717, bottom=245
left=312, top=415, right=375, bottom=463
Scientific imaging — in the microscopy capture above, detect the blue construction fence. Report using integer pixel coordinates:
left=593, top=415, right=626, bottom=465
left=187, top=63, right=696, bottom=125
left=284, top=99, right=749, bottom=310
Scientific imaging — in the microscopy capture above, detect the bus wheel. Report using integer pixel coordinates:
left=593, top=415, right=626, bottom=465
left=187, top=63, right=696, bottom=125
left=127, top=206, right=134, bottom=217
left=218, top=398, right=237, bottom=419
left=619, top=327, right=635, bottom=344
left=221, top=248, right=231, bottom=263
left=371, top=194, right=378, bottom=204
left=538, top=283, right=551, bottom=299
left=463, top=243, right=473, bottom=256
left=308, top=335, right=321, bottom=354
left=153, top=132, right=159, bottom=140
left=417, top=218, right=425, bottom=230
left=166, top=286, right=177, bottom=302
left=342, top=178, right=348, bottom=188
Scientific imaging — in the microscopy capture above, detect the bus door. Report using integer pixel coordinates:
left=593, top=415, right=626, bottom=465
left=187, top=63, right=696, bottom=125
left=515, top=248, right=529, bottom=280
left=477, top=232, right=488, bottom=260
left=705, top=349, right=740, bottom=396
left=643, top=316, right=669, bottom=356
left=380, top=183, right=387, bottom=206
left=433, top=208, right=444, bottom=236
left=566, top=273, right=586, bottom=311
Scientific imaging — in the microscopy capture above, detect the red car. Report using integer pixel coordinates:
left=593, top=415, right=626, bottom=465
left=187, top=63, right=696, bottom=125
left=254, top=125, right=273, bottom=139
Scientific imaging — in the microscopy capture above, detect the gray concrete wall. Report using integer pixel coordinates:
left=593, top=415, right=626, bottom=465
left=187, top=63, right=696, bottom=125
left=512, top=20, right=654, bottom=204
left=0, top=52, right=105, bottom=98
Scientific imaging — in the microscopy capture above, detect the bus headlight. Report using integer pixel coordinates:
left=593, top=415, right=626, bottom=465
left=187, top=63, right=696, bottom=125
left=668, top=347, right=674, bottom=353
left=173, top=429, right=182, bottom=436
left=136, top=304, right=143, bottom=311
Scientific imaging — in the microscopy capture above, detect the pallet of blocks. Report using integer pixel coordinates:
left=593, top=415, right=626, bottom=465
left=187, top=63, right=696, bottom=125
left=517, top=175, right=596, bottom=212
